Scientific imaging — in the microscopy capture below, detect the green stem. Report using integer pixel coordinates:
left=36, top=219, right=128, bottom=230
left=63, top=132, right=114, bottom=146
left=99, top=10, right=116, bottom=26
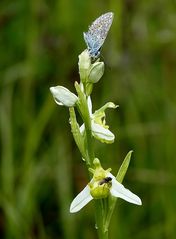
left=75, top=82, right=109, bottom=238
left=83, top=97, right=108, bottom=238
left=104, top=197, right=117, bottom=232
left=84, top=121, right=94, bottom=167
left=95, top=200, right=109, bottom=239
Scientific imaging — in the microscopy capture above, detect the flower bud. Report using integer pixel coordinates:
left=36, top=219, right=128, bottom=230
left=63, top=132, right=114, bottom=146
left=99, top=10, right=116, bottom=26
left=50, top=86, right=78, bottom=107
left=78, top=50, right=91, bottom=82
left=88, top=61, right=104, bottom=83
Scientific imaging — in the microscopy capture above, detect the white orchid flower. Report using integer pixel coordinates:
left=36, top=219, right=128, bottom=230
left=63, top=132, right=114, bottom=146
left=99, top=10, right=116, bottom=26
left=80, top=96, right=117, bottom=144
left=70, top=159, right=142, bottom=213
left=50, top=86, right=78, bottom=107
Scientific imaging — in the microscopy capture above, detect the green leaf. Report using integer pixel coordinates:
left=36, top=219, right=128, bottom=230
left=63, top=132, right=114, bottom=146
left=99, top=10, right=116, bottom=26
left=116, top=150, right=133, bottom=183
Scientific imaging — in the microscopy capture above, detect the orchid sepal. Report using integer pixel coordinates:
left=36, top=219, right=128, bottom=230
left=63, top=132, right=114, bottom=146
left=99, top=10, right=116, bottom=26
left=50, top=86, right=78, bottom=107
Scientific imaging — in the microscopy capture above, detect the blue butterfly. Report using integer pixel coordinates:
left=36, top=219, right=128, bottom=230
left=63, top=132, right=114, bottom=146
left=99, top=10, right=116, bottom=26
left=83, top=12, right=114, bottom=59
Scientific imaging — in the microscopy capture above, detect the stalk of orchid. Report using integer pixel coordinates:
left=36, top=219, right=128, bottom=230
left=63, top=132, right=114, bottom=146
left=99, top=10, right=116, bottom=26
left=50, top=12, right=142, bottom=239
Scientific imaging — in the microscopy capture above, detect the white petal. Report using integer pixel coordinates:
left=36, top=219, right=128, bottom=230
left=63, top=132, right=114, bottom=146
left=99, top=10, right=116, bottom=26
left=80, top=124, right=85, bottom=134
left=109, top=173, right=142, bottom=205
left=70, top=185, right=93, bottom=213
left=91, top=122, right=115, bottom=143
left=87, top=96, right=92, bottom=116
left=50, top=86, right=78, bottom=107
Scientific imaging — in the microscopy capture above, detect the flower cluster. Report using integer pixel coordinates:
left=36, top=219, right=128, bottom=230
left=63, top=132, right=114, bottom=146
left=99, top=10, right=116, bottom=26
left=50, top=50, right=116, bottom=145
left=50, top=50, right=142, bottom=215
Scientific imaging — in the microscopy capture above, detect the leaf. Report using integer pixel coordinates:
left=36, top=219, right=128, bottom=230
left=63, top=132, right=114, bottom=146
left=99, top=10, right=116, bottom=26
left=116, top=151, right=133, bottom=183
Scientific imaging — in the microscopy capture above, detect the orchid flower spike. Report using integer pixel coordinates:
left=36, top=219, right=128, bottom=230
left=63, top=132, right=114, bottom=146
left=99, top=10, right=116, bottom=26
left=70, top=158, right=142, bottom=213
left=80, top=96, right=118, bottom=144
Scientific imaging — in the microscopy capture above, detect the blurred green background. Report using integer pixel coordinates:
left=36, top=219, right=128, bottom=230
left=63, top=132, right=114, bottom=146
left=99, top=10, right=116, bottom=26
left=0, top=0, right=176, bottom=238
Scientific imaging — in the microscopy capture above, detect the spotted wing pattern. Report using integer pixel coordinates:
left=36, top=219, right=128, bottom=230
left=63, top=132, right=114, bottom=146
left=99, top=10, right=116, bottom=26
left=83, top=12, right=114, bottom=58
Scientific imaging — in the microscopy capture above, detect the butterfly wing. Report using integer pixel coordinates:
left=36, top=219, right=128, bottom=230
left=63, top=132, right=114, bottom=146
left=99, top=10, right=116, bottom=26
left=83, top=32, right=102, bottom=56
left=84, top=12, right=114, bottom=58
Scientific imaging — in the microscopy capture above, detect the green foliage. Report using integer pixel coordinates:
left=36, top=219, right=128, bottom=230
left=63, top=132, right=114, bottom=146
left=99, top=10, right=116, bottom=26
left=0, top=0, right=176, bottom=238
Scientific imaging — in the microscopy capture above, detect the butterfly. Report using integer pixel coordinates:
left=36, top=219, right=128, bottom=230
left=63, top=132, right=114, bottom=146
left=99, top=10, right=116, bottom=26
left=83, top=12, right=114, bottom=59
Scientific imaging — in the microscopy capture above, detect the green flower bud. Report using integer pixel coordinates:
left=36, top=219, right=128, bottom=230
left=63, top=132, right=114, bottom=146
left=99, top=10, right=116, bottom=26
left=88, top=62, right=104, bottom=83
left=78, top=50, right=91, bottom=82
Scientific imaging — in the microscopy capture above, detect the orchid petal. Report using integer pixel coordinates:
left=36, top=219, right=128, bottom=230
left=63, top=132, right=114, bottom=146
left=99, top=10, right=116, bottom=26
left=109, top=173, right=142, bottom=205
left=80, top=124, right=85, bottom=134
left=50, top=86, right=78, bottom=107
left=93, top=102, right=118, bottom=118
left=87, top=96, right=92, bottom=116
left=91, top=122, right=115, bottom=143
left=70, top=185, right=93, bottom=213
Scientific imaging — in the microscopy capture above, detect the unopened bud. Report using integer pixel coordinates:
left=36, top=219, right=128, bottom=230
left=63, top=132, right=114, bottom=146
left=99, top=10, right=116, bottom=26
left=78, top=50, right=91, bottom=82
left=88, top=62, right=104, bottom=83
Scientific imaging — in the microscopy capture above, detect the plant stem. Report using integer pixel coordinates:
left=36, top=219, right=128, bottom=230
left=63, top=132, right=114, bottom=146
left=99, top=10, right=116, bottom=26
left=83, top=96, right=94, bottom=167
left=75, top=79, right=111, bottom=238
left=83, top=96, right=108, bottom=238
left=84, top=124, right=94, bottom=167
left=95, top=200, right=109, bottom=239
